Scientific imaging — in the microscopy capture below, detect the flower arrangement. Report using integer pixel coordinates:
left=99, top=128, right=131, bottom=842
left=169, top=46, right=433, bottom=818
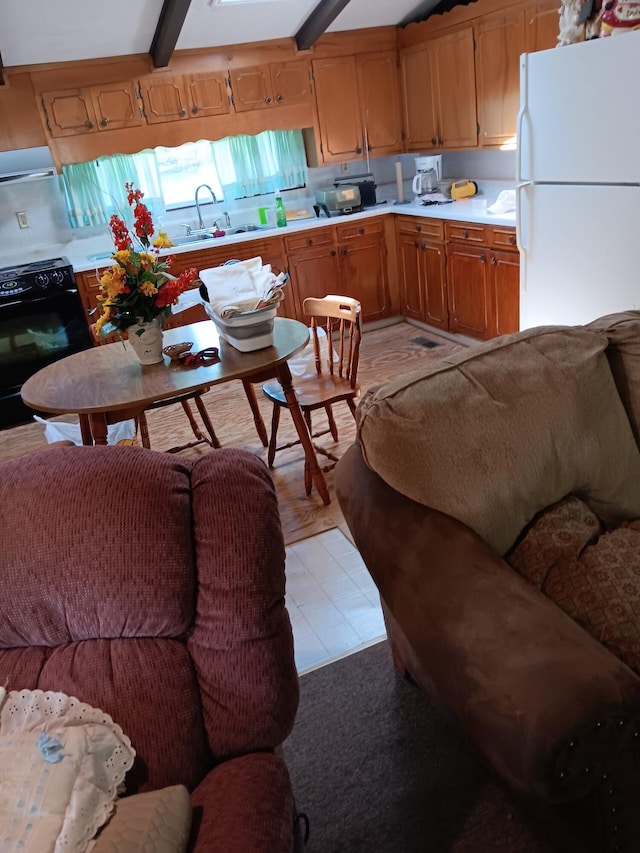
left=93, top=183, right=198, bottom=338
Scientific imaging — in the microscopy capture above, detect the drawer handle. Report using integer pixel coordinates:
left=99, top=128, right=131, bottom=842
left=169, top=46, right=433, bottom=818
left=307, top=238, right=313, bottom=246
left=416, top=225, right=422, bottom=232
left=509, top=235, right=516, bottom=245
left=463, top=230, right=469, bottom=239
left=358, top=227, right=365, bottom=235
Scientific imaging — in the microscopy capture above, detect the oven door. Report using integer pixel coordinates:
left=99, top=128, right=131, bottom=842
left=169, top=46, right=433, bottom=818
left=0, top=288, right=93, bottom=427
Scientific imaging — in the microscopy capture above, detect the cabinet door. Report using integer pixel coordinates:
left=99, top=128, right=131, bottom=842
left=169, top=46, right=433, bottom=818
left=91, top=82, right=145, bottom=131
left=356, top=51, right=403, bottom=158
left=338, top=237, right=389, bottom=323
left=270, top=61, right=313, bottom=106
left=475, top=10, right=524, bottom=147
left=490, top=249, right=520, bottom=337
left=288, top=245, right=340, bottom=318
left=139, top=76, right=189, bottom=124
left=421, top=240, right=448, bottom=330
left=524, top=0, right=560, bottom=52
left=313, top=56, right=363, bottom=162
left=42, top=89, right=98, bottom=137
left=398, top=232, right=424, bottom=321
left=229, top=65, right=273, bottom=112
left=400, top=47, right=438, bottom=151
left=184, top=72, right=230, bottom=117
left=447, top=243, right=492, bottom=339
left=432, top=28, right=478, bottom=149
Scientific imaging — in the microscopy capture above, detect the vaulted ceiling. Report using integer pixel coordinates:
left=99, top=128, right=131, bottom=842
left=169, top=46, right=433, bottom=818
left=0, top=0, right=467, bottom=74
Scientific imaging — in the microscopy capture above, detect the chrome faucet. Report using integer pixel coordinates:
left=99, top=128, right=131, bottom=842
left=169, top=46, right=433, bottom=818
left=194, top=184, right=218, bottom=229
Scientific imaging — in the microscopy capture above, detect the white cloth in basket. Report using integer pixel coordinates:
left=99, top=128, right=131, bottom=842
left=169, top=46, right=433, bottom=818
left=199, top=257, right=285, bottom=319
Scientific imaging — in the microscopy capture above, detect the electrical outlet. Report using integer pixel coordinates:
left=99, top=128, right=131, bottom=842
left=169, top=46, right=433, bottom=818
left=340, top=163, right=349, bottom=174
left=16, top=211, right=30, bottom=229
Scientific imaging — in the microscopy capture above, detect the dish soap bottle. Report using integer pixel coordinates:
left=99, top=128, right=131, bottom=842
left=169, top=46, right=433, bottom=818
left=275, top=192, right=287, bottom=228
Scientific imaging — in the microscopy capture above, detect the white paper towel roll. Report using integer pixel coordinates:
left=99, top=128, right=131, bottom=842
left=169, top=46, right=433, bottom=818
left=395, top=161, right=404, bottom=203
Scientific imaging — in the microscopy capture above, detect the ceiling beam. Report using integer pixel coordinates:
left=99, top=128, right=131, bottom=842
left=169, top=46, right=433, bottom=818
left=150, top=0, right=192, bottom=68
left=399, top=0, right=476, bottom=26
left=295, top=0, right=352, bottom=51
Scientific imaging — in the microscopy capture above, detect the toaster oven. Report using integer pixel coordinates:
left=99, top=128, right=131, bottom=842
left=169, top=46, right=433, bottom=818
left=314, top=185, right=362, bottom=214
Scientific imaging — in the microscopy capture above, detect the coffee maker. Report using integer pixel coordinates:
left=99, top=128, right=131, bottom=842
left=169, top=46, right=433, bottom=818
left=412, top=155, right=442, bottom=199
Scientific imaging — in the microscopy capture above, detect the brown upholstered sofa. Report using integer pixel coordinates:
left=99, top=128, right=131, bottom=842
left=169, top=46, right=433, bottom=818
left=335, top=312, right=640, bottom=851
left=0, top=445, right=303, bottom=851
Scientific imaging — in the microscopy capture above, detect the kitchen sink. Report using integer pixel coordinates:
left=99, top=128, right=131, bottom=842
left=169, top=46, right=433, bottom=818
left=171, top=233, right=217, bottom=246
left=225, top=224, right=271, bottom=234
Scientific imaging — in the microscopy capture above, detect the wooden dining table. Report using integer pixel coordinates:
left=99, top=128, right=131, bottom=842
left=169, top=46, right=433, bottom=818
left=21, top=317, right=330, bottom=505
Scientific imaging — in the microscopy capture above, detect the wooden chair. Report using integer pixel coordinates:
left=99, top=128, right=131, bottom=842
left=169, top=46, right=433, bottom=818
left=262, top=295, right=362, bottom=495
left=90, top=323, right=221, bottom=452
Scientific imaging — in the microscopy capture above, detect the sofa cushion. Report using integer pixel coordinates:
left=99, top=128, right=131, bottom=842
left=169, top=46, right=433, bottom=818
left=507, top=503, right=640, bottom=675
left=356, top=326, right=640, bottom=555
left=586, top=311, right=640, bottom=447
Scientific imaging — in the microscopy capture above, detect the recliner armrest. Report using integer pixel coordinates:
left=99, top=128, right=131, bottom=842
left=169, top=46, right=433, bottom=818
left=336, top=442, right=640, bottom=802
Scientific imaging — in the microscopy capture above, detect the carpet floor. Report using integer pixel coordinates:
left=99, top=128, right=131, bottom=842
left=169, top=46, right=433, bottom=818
left=0, top=321, right=462, bottom=546
left=283, top=641, right=564, bottom=853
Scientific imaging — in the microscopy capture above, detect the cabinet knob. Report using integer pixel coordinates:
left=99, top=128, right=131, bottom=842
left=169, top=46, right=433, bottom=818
left=416, top=224, right=422, bottom=232
left=355, top=146, right=362, bottom=154
left=307, top=238, right=313, bottom=246
left=330, top=250, right=337, bottom=256
left=431, top=137, right=437, bottom=146
left=490, top=255, right=497, bottom=265
left=421, top=243, right=426, bottom=251
left=179, top=108, right=186, bottom=117
left=463, top=230, right=469, bottom=239
left=265, top=96, right=272, bottom=104
left=191, top=105, right=200, bottom=114
left=481, top=253, right=487, bottom=263
left=509, top=235, right=516, bottom=245
left=341, top=247, right=348, bottom=256
left=276, top=94, right=283, bottom=102
left=99, top=117, right=108, bottom=127
left=358, top=227, right=365, bottom=235
left=86, top=120, right=94, bottom=129
left=438, top=137, right=444, bottom=146
left=414, top=240, right=419, bottom=248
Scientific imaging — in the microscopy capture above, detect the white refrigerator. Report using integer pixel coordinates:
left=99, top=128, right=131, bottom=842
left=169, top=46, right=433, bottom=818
left=517, top=31, right=640, bottom=329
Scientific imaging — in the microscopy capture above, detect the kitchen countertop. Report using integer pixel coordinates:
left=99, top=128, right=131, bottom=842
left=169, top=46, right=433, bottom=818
left=64, top=198, right=516, bottom=274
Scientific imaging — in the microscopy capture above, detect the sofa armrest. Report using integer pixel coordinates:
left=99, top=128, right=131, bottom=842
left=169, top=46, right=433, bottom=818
left=335, top=442, right=640, bottom=802
left=190, top=752, right=295, bottom=852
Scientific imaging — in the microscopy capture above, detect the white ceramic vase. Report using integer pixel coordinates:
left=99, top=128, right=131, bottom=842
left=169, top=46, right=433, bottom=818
left=128, top=318, right=164, bottom=365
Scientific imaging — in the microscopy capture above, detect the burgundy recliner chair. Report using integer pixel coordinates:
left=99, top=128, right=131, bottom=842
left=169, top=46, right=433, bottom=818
left=0, top=445, right=302, bottom=851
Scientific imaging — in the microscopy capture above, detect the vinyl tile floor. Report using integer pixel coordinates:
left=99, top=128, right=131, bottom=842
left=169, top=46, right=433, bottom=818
left=285, top=527, right=387, bottom=675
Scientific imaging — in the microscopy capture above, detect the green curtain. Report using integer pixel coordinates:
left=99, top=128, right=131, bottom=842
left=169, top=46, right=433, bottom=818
left=63, top=129, right=308, bottom=228
left=211, top=129, right=307, bottom=199
left=62, top=150, right=164, bottom=228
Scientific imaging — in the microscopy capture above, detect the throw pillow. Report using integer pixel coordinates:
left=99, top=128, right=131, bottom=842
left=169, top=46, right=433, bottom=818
left=0, top=689, right=135, bottom=853
left=92, top=786, right=192, bottom=853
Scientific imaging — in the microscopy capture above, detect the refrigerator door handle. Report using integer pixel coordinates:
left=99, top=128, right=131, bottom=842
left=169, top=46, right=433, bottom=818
left=517, top=54, right=528, bottom=184
left=516, top=182, right=532, bottom=292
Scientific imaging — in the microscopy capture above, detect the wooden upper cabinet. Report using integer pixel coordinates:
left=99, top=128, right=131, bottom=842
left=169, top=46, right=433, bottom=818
left=400, top=46, right=438, bottom=150
left=270, top=61, right=313, bottom=106
left=229, top=65, right=272, bottom=112
left=475, top=9, right=525, bottom=147
left=229, top=60, right=312, bottom=112
left=524, top=0, right=560, bottom=52
left=356, top=51, right=403, bottom=157
left=313, top=56, right=363, bottom=162
left=184, top=72, right=230, bottom=117
left=91, top=81, right=144, bottom=130
left=401, top=28, right=477, bottom=152
left=432, top=28, right=478, bottom=149
left=139, top=76, right=189, bottom=124
left=42, top=89, right=98, bottom=137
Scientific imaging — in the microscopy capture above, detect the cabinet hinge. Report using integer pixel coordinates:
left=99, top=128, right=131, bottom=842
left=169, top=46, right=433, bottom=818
left=40, top=98, right=51, bottom=132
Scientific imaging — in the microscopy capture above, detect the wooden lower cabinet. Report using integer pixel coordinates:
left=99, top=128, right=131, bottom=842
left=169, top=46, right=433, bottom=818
left=490, top=248, right=520, bottom=337
left=446, top=243, right=493, bottom=339
left=397, top=217, right=448, bottom=331
left=286, top=243, right=341, bottom=317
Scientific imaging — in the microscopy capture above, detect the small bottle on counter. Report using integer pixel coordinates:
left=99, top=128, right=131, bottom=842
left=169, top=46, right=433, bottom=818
left=275, top=192, right=287, bottom=228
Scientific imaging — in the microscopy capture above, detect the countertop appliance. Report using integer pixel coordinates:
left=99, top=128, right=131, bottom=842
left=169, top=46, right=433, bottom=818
left=517, top=32, right=640, bottom=329
left=412, top=155, right=442, bottom=199
left=333, top=172, right=377, bottom=208
left=314, top=184, right=362, bottom=218
left=0, top=257, right=93, bottom=428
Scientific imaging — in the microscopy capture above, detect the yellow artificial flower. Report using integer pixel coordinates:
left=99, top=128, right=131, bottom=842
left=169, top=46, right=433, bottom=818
left=139, top=251, right=155, bottom=269
left=113, top=249, right=132, bottom=265
left=100, top=265, right=127, bottom=298
left=139, top=280, right=159, bottom=297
